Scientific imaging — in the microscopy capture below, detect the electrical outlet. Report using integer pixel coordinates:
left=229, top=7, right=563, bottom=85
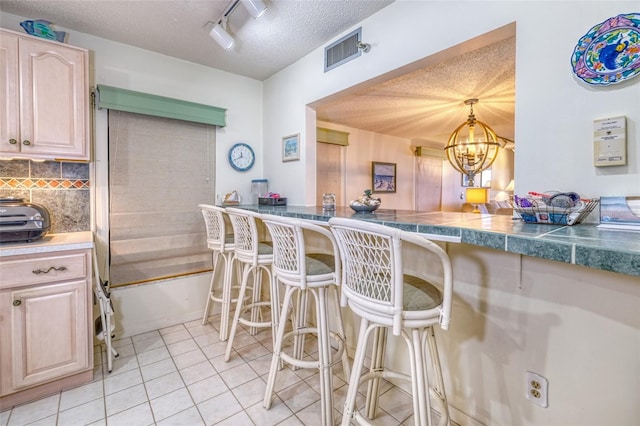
left=525, top=371, right=548, bottom=408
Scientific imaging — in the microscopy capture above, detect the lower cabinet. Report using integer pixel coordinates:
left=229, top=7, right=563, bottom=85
left=0, top=248, right=93, bottom=407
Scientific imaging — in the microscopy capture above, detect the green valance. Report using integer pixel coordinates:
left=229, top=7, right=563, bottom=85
left=96, top=85, right=226, bottom=127
left=317, top=127, right=349, bottom=146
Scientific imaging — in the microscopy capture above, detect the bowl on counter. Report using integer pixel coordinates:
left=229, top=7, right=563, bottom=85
left=350, top=203, right=380, bottom=213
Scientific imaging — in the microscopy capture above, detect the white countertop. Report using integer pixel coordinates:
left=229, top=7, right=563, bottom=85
left=0, top=231, right=94, bottom=257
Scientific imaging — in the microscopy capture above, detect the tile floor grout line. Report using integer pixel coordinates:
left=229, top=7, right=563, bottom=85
left=162, top=324, right=209, bottom=426
left=2, top=316, right=432, bottom=426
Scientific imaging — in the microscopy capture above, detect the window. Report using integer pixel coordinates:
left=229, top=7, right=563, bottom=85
left=108, top=111, right=216, bottom=286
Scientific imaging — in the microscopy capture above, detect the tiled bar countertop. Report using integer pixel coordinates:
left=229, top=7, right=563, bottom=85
left=239, top=205, right=640, bottom=278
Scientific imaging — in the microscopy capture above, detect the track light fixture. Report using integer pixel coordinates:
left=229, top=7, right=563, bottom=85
left=208, top=0, right=268, bottom=50
left=240, top=0, right=268, bottom=18
left=209, top=17, right=234, bottom=50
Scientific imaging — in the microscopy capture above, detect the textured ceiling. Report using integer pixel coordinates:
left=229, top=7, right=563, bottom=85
left=0, top=0, right=394, bottom=80
left=1, top=0, right=515, bottom=146
left=314, top=36, right=516, bottom=146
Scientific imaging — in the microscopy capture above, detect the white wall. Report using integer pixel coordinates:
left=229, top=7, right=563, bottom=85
left=264, top=1, right=640, bottom=205
left=261, top=2, right=640, bottom=425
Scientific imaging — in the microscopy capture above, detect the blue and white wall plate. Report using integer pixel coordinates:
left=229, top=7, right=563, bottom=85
left=571, top=13, right=640, bottom=85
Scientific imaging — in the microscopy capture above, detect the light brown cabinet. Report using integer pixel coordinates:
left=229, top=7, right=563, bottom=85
left=0, top=248, right=93, bottom=407
left=0, top=29, right=89, bottom=161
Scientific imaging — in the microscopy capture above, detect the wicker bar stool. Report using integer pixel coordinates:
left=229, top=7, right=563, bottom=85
left=198, top=204, right=240, bottom=341
left=329, top=217, right=454, bottom=426
left=260, top=214, right=350, bottom=426
left=224, top=207, right=275, bottom=362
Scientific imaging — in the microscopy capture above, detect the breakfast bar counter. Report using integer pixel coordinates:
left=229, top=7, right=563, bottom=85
left=237, top=205, right=640, bottom=277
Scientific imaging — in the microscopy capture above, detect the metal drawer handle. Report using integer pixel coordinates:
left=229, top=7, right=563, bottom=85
left=22, top=140, right=31, bottom=146
left=9, top=138, right=18, bottom=145
left=13, top=299, right=21, bottom=306
left=32, top=266, right=68, bottom=274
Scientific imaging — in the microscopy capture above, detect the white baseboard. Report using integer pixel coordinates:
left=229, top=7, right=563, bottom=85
left=108, top=272, right=211, bottom=339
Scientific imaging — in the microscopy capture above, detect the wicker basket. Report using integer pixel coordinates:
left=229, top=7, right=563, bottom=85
left=511, top=196, right=599, bottom=225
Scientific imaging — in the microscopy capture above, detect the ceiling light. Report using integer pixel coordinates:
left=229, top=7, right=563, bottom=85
left=240, top=0, right=268, bottom=18
left=209, top=18, right=234, bottom=50
left=444, top=98, right=500, bottom=187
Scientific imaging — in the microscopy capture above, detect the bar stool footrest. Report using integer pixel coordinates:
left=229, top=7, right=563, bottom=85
left=279, top=327, right=346, bottom=370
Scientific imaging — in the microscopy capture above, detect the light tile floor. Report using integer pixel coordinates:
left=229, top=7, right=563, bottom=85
left=0, top=314, right=438, bottom=426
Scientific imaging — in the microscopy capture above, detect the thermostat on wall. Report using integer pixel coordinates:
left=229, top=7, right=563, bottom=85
left=594, top=116, right=626, bottom=167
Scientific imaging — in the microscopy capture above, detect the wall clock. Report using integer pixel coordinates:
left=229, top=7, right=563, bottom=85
left=228, top=142, right=255, bottom=171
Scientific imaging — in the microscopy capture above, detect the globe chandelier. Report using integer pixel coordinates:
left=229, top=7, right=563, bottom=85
left=444, top=98, right=501, bottom=187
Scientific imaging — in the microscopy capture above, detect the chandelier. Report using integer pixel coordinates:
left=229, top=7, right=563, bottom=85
left=444, top=98, right=500, bottom=187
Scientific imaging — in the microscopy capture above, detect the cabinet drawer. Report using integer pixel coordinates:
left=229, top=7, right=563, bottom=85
left=0, top=250, right=89, bottom=289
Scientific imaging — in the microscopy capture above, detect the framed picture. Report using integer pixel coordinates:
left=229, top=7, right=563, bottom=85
left=282, top=133, right=300, bottom=162
left=461, top=168, right=492, bottom=188
left=372, top=161, right=396, bottom=193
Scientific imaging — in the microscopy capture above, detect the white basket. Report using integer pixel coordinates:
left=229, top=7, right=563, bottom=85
left=511, top=197, right=599, bottom=225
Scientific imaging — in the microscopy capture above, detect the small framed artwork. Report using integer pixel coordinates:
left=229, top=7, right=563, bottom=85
left=461, top=168, right=492, bottom=188
left=372, top=161, right=396, bottom=193
left=282, top=133, right=300, bottom=162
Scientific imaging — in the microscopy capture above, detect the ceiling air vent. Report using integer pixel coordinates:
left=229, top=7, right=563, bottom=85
left=325, top=27, right=364, bottom=72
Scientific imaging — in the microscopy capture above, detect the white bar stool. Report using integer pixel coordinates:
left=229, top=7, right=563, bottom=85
left=224, top=207, right=275, bottom=362
left=198, top=204, right=239, bottom=341
left=329, top=217, right=454, bottom=426
left=260, top=214, right=350, bottom=425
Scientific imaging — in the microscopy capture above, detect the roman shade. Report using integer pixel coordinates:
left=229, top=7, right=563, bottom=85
left=317, top=127, right=349, bottom=146
left=97, top=85, right=226, bottom=127
left=108, top=111, right=215, bottom=286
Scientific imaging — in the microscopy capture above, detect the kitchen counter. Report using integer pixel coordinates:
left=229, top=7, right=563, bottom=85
left=0, top=231, right=94, bottom=257
left=237, top=205, right=640, bottom=277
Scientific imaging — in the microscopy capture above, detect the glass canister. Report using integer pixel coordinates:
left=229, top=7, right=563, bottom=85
left=251, top=179, right=268, bottom=204
left=322, top=193, right=336, bottom=211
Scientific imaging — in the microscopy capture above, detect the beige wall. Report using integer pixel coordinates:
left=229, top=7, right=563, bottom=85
left=317, top=120, right=416, bottom=209
left=394, top=241, right=640, bottom=425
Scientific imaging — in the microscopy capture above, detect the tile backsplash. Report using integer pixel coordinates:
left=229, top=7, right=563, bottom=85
left=0, top=160, right=90, bottom=233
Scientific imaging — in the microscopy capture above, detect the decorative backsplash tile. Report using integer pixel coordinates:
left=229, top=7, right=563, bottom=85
left=0, top=160, right=90, bottom=233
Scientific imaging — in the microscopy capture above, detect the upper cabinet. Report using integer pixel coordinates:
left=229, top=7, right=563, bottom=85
left=0, top=29, right=89, bottom=161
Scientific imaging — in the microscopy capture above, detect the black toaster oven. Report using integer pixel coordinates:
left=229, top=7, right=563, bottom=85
left=0, top=198, right=51, bottom=243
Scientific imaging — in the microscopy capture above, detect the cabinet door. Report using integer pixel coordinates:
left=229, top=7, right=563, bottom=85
left=0, top=32, right=20, bottom=154
left=6, top=280, right=91, bottom=390
left=18, top=37, right=88, bottom=160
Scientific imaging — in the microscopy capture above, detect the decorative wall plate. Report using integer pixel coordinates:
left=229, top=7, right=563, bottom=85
left=571, top=13, right=640, bottom=85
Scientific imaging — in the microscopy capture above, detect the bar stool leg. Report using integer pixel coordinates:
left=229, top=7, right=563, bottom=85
left=218, top=253, right=235, bottom=341
left=409, top=328, right=430, bottom=426
left=330, top=285, right=351, bottom=380
left=249, top=268, right=262, bottom=335
left=316, top=286, right=334, bottom=426
left=426, top=327, right=450, bottom=426
left=263, top=283, right=297, bottom=409
left=201, top=251, right=220, bottom=325
left=225, top=264, right=251, bottom=361
left=365, top=327, right=387, bottom=419
left=292, top=288, right=309, bottom=367
left=342, top=319, right=371, bottom=426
